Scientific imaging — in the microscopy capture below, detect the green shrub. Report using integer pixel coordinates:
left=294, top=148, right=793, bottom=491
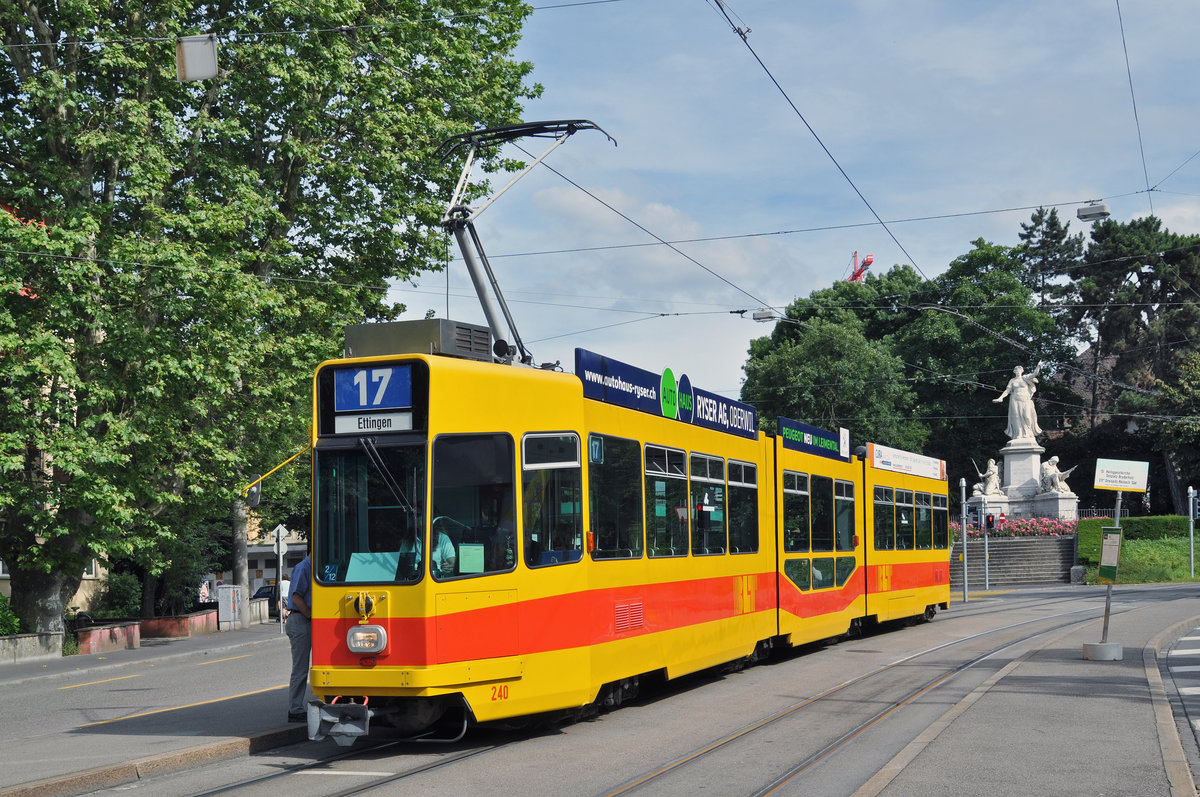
left=94, top=571, right=142, bottom=618
left=0, top=592, right=20, bottom=635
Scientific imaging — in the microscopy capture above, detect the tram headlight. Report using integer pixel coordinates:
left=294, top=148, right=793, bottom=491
left=346, top=624, right=387, bottom=654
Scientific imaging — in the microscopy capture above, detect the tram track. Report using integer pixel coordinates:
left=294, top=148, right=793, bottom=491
left=599, top=602, right=1123, bottom=797
left=116, top=591, right=1138, bottom=797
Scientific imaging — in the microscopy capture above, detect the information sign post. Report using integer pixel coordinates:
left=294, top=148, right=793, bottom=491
left=959, top=478, right=969, bottom=604
left=1083, top=459, right=1147, bottom=661
left=273, top=524, right=288, bottom=634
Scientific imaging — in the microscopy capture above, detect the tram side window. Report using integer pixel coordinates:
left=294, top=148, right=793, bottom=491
left=646, top=445, right=688, bottom=557
left=690, top=453, right=726, bottom=556
left=588, top=434, right=643, bottom=560
left=915, top=492, right=933, bottom=550
left=933, top=494, right=949, bottom=548
left=895, top=490, right=915, bottom=549
left=874, top=486, right=895, bottom=550
left=431, top=434, right=516, bottom=579
left=727, top=461, right=758, bottom=554
left=523, top=433, right=583, bottom=568
left=782, top=471, right=810, bottom=553
left=835, top=480, right=855, bottom=551
left=810, top=475, right=835, bottom=552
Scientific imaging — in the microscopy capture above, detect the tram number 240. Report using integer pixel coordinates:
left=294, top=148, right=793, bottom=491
left=491, top=684, right=511, bottom=702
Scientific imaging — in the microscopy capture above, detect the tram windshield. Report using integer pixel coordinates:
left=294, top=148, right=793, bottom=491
left=313, top=441, right=427, bottom=584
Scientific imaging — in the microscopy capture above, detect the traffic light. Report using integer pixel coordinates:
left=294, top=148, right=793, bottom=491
left=985, top=513, right=995, bottom=532
left=1192, top=492, right=1199, bottom=521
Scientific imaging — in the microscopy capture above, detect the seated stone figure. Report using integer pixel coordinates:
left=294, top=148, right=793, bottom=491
left=1039, top=456, right=1076, bottom=494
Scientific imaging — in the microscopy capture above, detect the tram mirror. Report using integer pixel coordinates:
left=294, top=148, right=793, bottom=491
left=246, top=478, right=262, bottom=508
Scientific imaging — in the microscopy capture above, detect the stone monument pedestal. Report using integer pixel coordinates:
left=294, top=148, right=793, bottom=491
left=1031, top=491, right=1079, bottom=521
left=1000, top=439, right=1044, bottom=499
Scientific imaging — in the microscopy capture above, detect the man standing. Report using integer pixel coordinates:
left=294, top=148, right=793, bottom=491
left=285, top=553, right=312, bottom=723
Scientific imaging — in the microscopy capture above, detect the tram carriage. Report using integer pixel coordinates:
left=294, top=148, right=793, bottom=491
left=301, top=120, right=948, bottom=745
left=304, top=322, right=951, bottom=745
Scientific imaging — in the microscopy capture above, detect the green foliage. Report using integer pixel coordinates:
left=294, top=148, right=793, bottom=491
left=1076, top=516, right=1193, bottom=567
left=0, top=592, right=20, bottom=635
left=1081, top=538, right=1200, bottom=585
left=94, top=572, right=142, bottom=618
left=0, top=0, right=537, bottom=631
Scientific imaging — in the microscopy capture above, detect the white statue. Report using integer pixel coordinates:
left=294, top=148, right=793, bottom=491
left=1039, top=456, right=1076, bottom=494
left=993, top=361, right=1043, bottom=441
left=971, top=458, right=1002, bottom=497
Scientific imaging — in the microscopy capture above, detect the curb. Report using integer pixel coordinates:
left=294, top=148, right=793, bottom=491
left=0, top=726, right=308, bottom=797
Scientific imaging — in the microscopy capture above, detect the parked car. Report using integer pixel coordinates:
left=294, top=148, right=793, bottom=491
left=252, top=583, right=283, bottom=617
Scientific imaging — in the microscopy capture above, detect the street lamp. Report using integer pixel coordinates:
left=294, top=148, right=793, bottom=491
left=1077, top=201, right=1110, bottom=222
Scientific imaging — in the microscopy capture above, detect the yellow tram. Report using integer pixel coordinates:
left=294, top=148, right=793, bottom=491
left=303, top=322, right=950, bottom=745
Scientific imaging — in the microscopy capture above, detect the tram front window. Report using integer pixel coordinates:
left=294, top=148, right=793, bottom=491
left=314, top=442, right=426, bottom=584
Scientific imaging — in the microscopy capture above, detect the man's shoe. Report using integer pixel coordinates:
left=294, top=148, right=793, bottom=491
left=288, top=712, right=305, bottom=723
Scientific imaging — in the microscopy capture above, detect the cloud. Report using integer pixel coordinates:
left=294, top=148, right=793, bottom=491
left=408, top=0, right=1200, bottom=396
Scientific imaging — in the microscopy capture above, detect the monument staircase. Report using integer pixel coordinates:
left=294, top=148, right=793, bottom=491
left=949, top=535, right=1076, bottom=589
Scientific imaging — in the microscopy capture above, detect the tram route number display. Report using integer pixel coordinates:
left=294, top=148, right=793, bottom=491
left=332, top=365, right=414, bottom=434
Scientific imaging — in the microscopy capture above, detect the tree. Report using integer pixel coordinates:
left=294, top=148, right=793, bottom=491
left=1015, top=206, right=1084, bottom=308
left=1062, top=217, right=1200, bottom=511
left=0, top=0, right=536, bottom=632
left=741, top=268, right=928, bottom=451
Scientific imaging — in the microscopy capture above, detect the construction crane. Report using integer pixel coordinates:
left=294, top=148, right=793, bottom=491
left=847, top=251, right=874, bottom=282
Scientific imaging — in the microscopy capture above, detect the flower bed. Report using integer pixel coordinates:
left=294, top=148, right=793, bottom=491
left=953, top=517, right=1077, bottom=540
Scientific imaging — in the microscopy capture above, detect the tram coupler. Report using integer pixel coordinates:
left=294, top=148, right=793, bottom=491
left=307, top=698, right=370, bottom=747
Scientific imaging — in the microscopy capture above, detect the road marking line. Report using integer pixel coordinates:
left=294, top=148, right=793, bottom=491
left=198, top=654, right=252, bottom=665
left=59, top=674, right=143, bottom=690
left=78, top=685, right=287, bottom=727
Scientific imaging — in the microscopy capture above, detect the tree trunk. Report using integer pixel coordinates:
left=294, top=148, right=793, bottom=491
left=232, top=498, right=249, bottom=596
left=8, top=564, right=81, bottom=635
left=1163, top=449, right=1185, bottom=516
left=140, top=569, right=157, bottom=618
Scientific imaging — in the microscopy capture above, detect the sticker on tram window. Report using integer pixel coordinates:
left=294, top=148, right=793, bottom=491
left=334, top=366, right=413, bottom=413
left=323, top=564, right=339, bottom=581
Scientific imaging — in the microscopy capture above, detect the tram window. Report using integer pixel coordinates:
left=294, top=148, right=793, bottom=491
left=895, top=490, right=915, bottom=549
left=314, top=442, right=426, bottom=585
left=874, top=486, right=895, bottom=550
left=784, top=559, right=810, bottom=591
left=810, top=475, right=835, bottom=552
left=646, top=444, right=688, bottom=557
left=523, top=433, right=583, bottom=569
left=727, top=461, right=758, bottom=554
left=915, top=493, right=933, bottom=550
left=812, top=556, right=836, bottom=589
left=690, top=453, right=726, bottom=556
left=431, top=434, right=516, bottom=579
left=835, top=480, right=855, bottom=551
left=835, top=556, right=856, bottom=587
left=933, top=494, right=949, bottom=549
left=782, top=471, right=809, bottom=553
left=589, top=434, right=643, bottom=560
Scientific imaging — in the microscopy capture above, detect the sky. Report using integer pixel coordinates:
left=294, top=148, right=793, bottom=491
left=390, top=0, right=1200, bottom=400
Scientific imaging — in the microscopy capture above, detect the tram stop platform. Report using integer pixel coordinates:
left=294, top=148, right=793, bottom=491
left=858, top=584, right=1200, bottom=797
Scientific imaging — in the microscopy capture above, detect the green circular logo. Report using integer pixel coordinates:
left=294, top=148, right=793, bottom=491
left=660, top=367, right=678, bottom=419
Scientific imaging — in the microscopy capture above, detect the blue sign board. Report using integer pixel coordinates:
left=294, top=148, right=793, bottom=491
left=777, top=416, right=850, bottom=461
left=333, top=365, right=413, bottom=413
left=575, top=349, right=757, bottom=439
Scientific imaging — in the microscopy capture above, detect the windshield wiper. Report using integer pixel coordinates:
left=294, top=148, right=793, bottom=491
left=359, top=437, right=415, bottom=514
